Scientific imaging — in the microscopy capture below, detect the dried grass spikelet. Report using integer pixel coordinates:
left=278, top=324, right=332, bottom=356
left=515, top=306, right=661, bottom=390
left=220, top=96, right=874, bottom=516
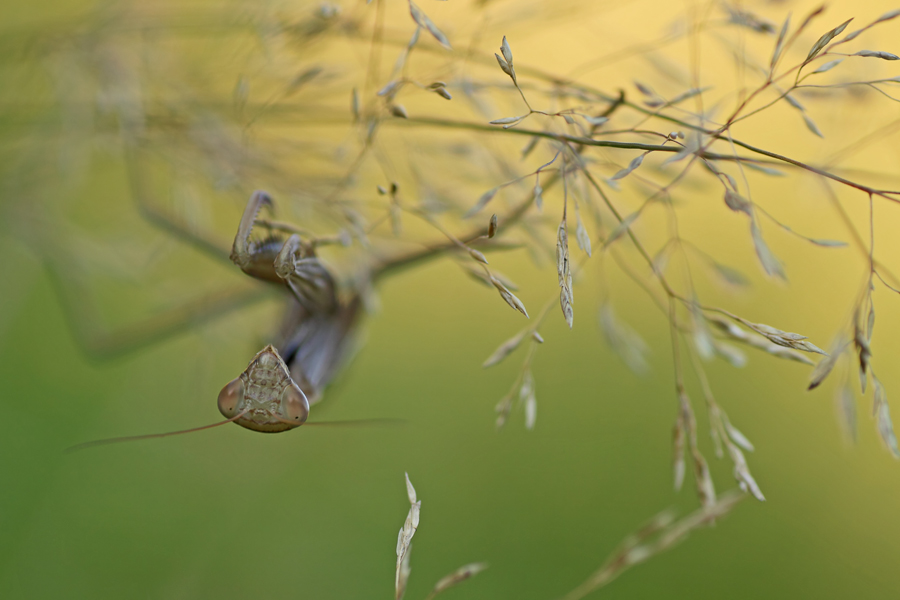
left=719, top=413, right=765, bottom=500
left=708, top=316, right=814, bottom=365
left=287, top=68, right=327, bottom=92
left=494, top=350, right=540, bottom=429
left=468, top=248, right=489, bottom=265
left=690, top=299, right=715, bottom=360
left=495, top=392, right=513, bottom=428
left=378, top=79, right=402, bottom=98
left=494, top=35, right=517, bottom=85
left=521, top=135, right=540, bottom=158
left=533, top=182, right=544, bottom=212
left=770, top=14, right=791, bottom=69
left=599, top=304, right=649, bottom=374
left=744, top=163, right=784, bottom=177
left=872, top=376, right=900, bottom=458
left=725, top=440, right=765, bottom=501
left=854, top=49, right=900, bottom=60
left=426, top=563, right=488, bottom=600
left=778, top=90, right=825, bottom=138
left=811, top=58, right=843, bottom=74
left=407, top=0, right=452, bottom=50
left=708, top=397, right=765, bottom=501
left=489, top=114, right=527, bottom=129
left=806, top=18, right=853, bottom=62
left=464, top=187, right=498, bottom=218
left=574, top=204, right=591, bottom=257
left=662, top=130, right=701, bottom=166
left=808, top=338, right=848, bottom=390
left=491, top=275, right=529, bottom=318
left=500, top=35, right=513, bottom=66
left=488, top=214, right=498, bottom=238
left=710, top=261, right=750, bottom=288
left=483, top=329, right=527, bottom=368
left=725, top=5, right=776, bottom=33
left=867, top=302, right=876, bottom=341
left=674, top=391, right=716, bottom=507
left=723, top=189, right=752, bottom=215
left=395, top=472, right=421, bottom=600
left=557, top=218, right=573, bottom=328
left=722, top=415, right=755, bottom=453
left=585, top=115, right=609, bottom=126
left=520, top=370, right=537, bottom=430
left=672, top=408, right=686, bottom=492
left=709, top=312, right=826, bottom=356
left=854, top=305, right=873, bottom=393
left=669, top=87, right=711, bottom=105
left=720, top=188, right=786, bottom=279
left=802, top=113, right=824, bottom=137
left=429, top=82, right=453, bottom=100
left=462, top=265, right=518, bottom=291
left=712, top=339, right=747, bottom=368
left=836, top=382, right=858, bottom=442
left=611, top=153, right=645, bottom=181
left=737, top=319, right=826, bottom=355
left=692, top=448, right=717, bottom=508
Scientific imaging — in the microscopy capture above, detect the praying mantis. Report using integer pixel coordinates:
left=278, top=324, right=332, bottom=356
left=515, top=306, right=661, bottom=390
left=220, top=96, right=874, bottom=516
left=66, top=188, right=369, bottom=449
left=216, top=190, right=363, bottom=433
left=64, top=166, right=502, bottom=450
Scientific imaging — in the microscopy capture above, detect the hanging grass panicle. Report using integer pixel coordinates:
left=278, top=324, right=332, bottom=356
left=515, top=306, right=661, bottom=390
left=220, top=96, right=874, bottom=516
left=560, top=491, right=746, bottom=600
left=363, top=5, right=900, bottom=496
left=394, top=473, right=486, bottom=600
left=395, top=472, right=421, bottom=600
left=557, top=217, right=574, bottom=329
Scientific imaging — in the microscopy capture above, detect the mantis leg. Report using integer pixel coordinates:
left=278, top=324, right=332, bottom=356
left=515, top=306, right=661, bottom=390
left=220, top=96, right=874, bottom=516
left=40, top=247, right=273, bottom=360
left=274, top=234, right=338, bottom=313
left=123, top=144, right=234, bottom=266
left=27, top=146, right=280, bottom=360
left=228, top=192, right=339, bottom=313
left=230, top=190, right=275, bottom=271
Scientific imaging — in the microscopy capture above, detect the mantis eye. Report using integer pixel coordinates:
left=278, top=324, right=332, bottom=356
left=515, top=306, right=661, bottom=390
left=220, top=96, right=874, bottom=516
left=281, top=383, right=309, bottom=425
left=217, top=378, right=244, bottom=418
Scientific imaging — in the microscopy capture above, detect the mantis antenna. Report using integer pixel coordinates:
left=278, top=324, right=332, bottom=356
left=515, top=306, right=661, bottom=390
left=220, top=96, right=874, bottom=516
left=66, top=346, right=402, bottom=452
left=65, top=409, right=252, bottom=453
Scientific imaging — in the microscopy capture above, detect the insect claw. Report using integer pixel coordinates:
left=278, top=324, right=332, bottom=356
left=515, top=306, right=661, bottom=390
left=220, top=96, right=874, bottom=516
left=274, top=234, right=304, bottom=280
left=231, top=190, right=274, bottom=269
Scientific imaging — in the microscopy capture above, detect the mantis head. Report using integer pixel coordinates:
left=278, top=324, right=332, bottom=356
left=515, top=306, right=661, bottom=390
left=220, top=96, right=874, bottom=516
left=217, top=345, right=309, bottom=432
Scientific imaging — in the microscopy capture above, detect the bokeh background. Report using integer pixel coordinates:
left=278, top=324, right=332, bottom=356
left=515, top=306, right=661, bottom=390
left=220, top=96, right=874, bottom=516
left=2, top=0, right=900, bottom=598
